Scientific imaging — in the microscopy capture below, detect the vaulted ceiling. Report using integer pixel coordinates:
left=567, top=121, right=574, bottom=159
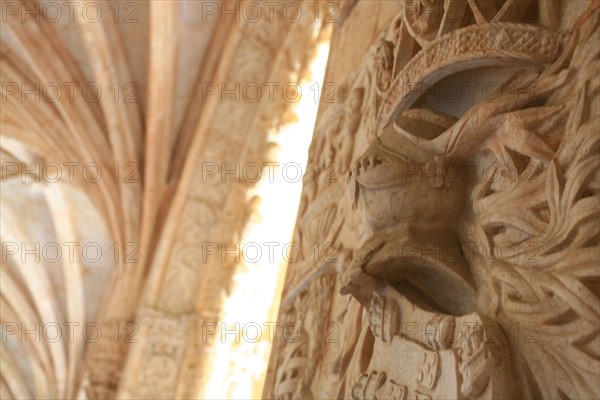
left=0, top=1, right=330, bottom=398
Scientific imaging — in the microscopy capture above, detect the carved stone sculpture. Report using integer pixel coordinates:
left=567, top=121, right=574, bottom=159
left=266, top=1, right=600, bottom=399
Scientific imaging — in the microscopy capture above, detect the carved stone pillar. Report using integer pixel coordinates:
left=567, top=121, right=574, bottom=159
left=118, top=2, right=328, bottom=398
left=265, top=1, right=600, bottom=399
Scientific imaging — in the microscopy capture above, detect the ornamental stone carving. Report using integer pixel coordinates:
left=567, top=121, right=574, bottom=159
left=265, top=1, right=600, bottom=399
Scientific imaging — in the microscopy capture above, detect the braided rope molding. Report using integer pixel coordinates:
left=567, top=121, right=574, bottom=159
left=376, top=23, right=564, bottom=132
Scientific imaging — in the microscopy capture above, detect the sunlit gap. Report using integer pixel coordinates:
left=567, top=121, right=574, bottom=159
left=201, top=40, right=331, bottom=399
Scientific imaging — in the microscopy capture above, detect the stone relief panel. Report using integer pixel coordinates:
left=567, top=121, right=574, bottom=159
left=265, top=1, right=599, bottom=399
left=115, top=308, right=194, bottom=399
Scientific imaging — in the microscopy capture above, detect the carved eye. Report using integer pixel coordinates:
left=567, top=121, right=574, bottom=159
left=393, top=108, right=457, bottom=141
